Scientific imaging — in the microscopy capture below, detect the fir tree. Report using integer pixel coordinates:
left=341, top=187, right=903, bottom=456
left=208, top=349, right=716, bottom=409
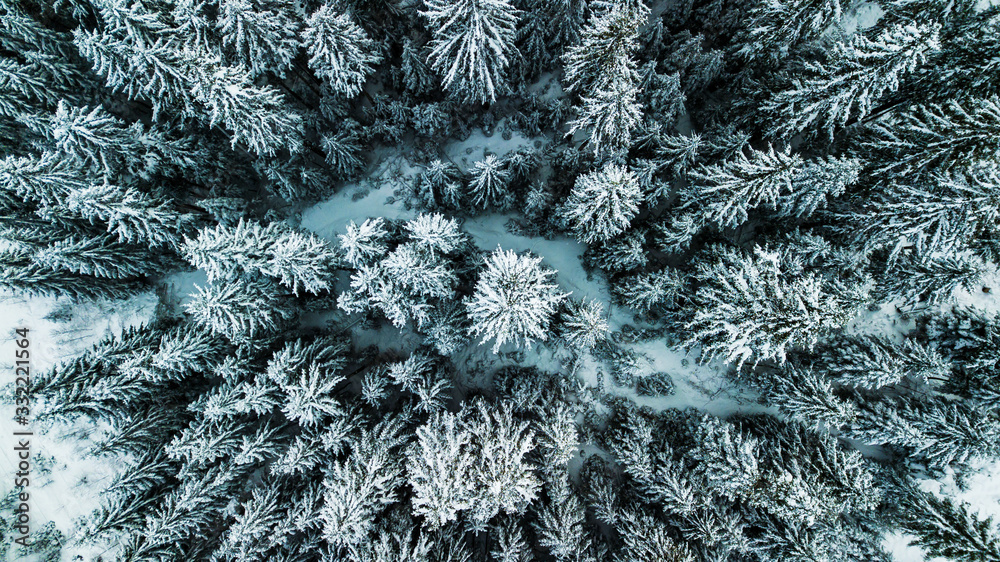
left=183, top=219, right=339, bottom=295
left=866, top=96, right=1000, bottom=180
left=560, top=298, right=610, bottom=351
left=898, top=486, right=1000, bottom=562
left=466, top=400, right=540, bottom=528
left=466, top=247, right=568, bottom=352
left=421, top=0, right=520, bottom=103
left=561, top=163, right=641, bottom=244
left=763, top=23, right=941, bottom=140
left=686, top=144, right=803, bottom=229
left=569, top=78, right=643, bottom=156
left=185, top=278, right=296, bottom=340
left=736, top=0, right=848, bottom=63
left=339, top=217, right=389, bottom=267
left=613, top=267, right=683, bottom=313
left=303, top=6, right=381, bottom=97
left=778, top=155, right=861, bottom=219
left=406, top=410, right=476, bottom=527
left=683, top=245, right=854, bottom=368
left=561, top=2, right=647, bottom=95
left=217, top=0, right=300, bottom=79
left=467, top=154, right=512, bottom=209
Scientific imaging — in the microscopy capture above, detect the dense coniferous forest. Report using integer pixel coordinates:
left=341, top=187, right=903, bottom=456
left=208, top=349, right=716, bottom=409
left=2, top=0, right=1000, bottom=560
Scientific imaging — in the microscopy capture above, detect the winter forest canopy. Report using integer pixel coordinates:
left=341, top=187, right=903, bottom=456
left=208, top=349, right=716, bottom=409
left=3, top=0, right=1000, bottom=560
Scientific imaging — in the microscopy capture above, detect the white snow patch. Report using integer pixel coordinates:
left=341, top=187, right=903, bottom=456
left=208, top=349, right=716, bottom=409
left=841, top=2, right=884, bottom=35
left=883, top=532, right=947, bottom=562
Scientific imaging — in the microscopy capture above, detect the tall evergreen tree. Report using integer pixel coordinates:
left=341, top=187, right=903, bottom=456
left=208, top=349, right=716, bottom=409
left=561, top=162, right=641, bottom=244
left=466, top=247, right=568, bottom=352
left=303, top=6, right=381, bottom=97
left=421, top=0, right=520, bottom=103
left=763, top=23, right=941, bottom=139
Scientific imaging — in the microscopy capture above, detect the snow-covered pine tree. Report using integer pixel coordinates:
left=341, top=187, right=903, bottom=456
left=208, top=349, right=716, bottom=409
left=562, top=2, right=647, bottom=155
left=415, top=159, right=463, bottom=209
left=320, top=125, right=366, bottom=178
left=404, top=213, right=467, bottom=255
left=48, top=101, right=198, bottom=180
left=686, top=144, right=803, bottom=230
left=74, top=13, right=304, bottom=156
left=406, top=410, right=476, bottom=527
left=616, top=509, right=696, bottom=561
left=31, top=234, right=174, bottom=279
left=898, top=485, right=1000, bottom=561
left=588, top=229, right=648, bottom=272
left=421, top=0, right=520, bottom=103
left=568, top=77, right=643, bottom=156
left=763, top=23, right=941, bottom=140
left=847, top=392, right=1000, bottom=468
left=321, top=416, right=410, bottom=549
left=613, top=267, right=683, bottom=313
left=560, top=298, right=610, bottom=351
left=303, top=6, right=381, bottom=97
left=490, top=517, right=532, bottom=562
left=183, top=219, right=339, bottom=295
left=398, top=37, right=438, bottom=95
left=467, top=154, right=513, bottom=209
left=217, top=0, right=300, bottom=79
left=532, top=480, right=590, bottom=560
left=561, top=2, right=647, bottom=95
left=683, top=245, right=854, bottom=368
left=736, top=0, right=848, bottom=64
left=865, top=96, right=1000, bottom=180
left=466, top=247, right=568, bottom=352
left=561, top=163, right=641, bottom=244
left=777, top=155, right=861, bottom=219
left=763, top=367, right=858, bottom=430
left=465, top=400, right=540, bottom=528
left=339, top=217, right=389, bottom=267
left=884, top=253, right=988, bottom=305
left=185, top=277, right=296, bottom=341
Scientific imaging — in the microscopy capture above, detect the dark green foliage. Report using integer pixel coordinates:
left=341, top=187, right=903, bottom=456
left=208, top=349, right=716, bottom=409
left=898, top=487, right=1000, bottom=562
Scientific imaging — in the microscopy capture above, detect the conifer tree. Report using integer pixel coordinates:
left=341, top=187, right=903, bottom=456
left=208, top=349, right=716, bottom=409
left=321, top=416, right=410, bottom=549
left=866, top=96, right=1000, bottom=180
left=183, top=219, right=339, bottom=295
left=217, top=0, right=299, bottom=79
left=562, top=2, right=647, bottom=155
left=763, top=23, right=941, bottom=139
left=465, top=401, right=540, bottom=528
left=683, top=245, right=854, bottom=368
left=898, top=486, right=1000, bottom=562
left=613, top=268, right=683, bottom=313
left=561, top=2, right=647, bottom=95
left=560, top=298, right=610, bottom=351
left=407, top=411, right=476, bottom=527
left=303, top=6, right=381, bottom=97
left=561, top=163, right=641, bottom=244
left=468, top=154, right=512, bottom=209
left=185, top=278, right=296, bottom=340
left=686, top=144, right=803, bottom=229
left=421, top=0, right=520, bottom=103
left=736, top=0, right=848, bottom=63
left=466, top=247, right=568, bottom=352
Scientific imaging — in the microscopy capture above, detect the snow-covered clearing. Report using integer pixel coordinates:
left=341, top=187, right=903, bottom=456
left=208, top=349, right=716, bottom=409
left=300, top=132, right=759, bottom=421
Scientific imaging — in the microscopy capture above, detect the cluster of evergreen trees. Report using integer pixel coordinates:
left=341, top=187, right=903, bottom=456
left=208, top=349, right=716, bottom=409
left=3, top=0, right=1000, bottom=559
